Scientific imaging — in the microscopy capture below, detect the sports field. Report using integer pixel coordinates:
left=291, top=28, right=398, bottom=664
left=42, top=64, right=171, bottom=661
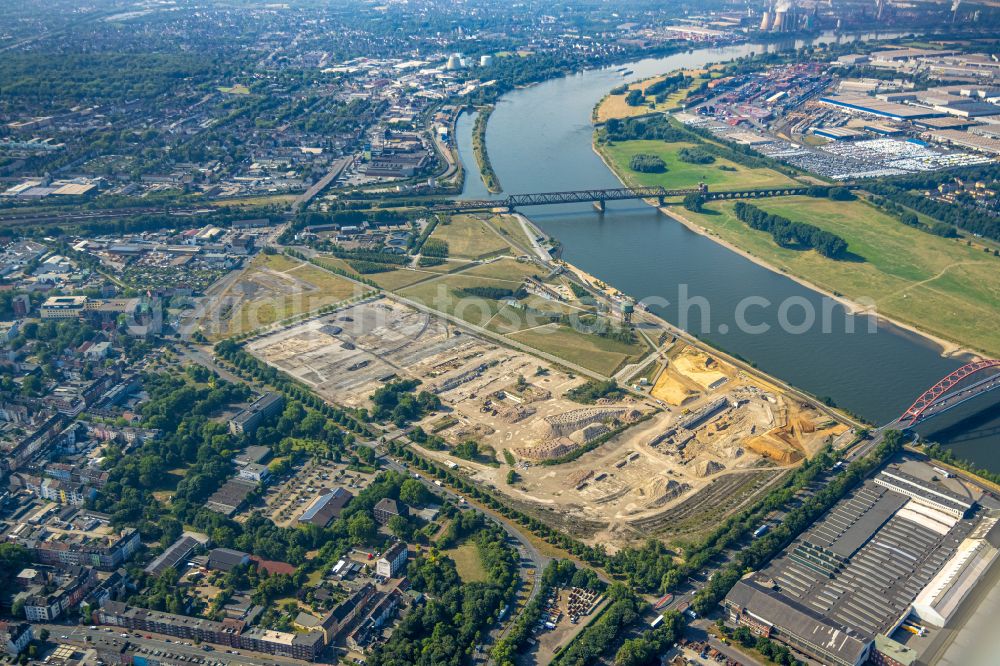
left=600, top=140, right=799, bottom=192
left=681, top=196, right=1000, bottom=356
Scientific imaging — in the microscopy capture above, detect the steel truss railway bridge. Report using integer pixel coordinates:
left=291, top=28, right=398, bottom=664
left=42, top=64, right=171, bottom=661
left=436, top=184, right=818, bottom=212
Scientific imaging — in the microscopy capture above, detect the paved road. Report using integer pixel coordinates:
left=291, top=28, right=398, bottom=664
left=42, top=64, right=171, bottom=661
left=431, top=125, right=459, bottom=183
left=176, top=343, right=246, bottom=385
left=513, top=213, right=552, bottom=262
left=686, top=619, right=766, bottom=666
left=35, top=623, right=312, bottom=666
left=296, top=156, right=354, bottom=210
left=356, top=431, right=549, bottom=654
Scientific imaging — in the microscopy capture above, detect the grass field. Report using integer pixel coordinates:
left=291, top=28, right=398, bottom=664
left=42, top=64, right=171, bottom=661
left=444, top=542, right=487, bottom=582
left=507, top=323, right=648, bottom=376
left=431, top=214, right=513, bottom=259
left=661, top=74, right=709, bottom=109
left=600, top=140, right=799, bottom=192
left=484, top=298, right=582, bottom=335
left=595, top=69, right=716, bottom=122
left=398, top=273, right=522, bottom=324
left=368, top=266, right=448, bottom=291
left=218, top=83, right=250, bottom=95
left=218, top=253, right=360, bottom=339
left=460, top=257, right=542, bottom=282
left=312, top=253, right=455, bottom=292
left=488, top=214, right=537, bottom=251
left=311, top=254, right=360, bottom=275
left=681, top=196, right=1000, bottom=356
left=394, top=257, right=643, bottom=374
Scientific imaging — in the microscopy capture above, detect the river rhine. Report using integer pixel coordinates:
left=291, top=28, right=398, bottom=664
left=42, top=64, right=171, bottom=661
left=455, top=33, right=1000, bottom=470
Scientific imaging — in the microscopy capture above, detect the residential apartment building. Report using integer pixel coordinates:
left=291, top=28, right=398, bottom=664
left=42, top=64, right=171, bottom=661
left=373, top=498, right=408, bottom=526
left=376, top=542, right=408, bottom=579
left=22, top=527, right=141, bottom=570
left=0, top=622, right=33, bottom=657
left=97, top=601, right=326, bottom=661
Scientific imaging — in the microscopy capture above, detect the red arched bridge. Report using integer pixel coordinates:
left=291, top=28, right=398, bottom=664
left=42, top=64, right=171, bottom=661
left=896, top=359, right=1000, bottom=429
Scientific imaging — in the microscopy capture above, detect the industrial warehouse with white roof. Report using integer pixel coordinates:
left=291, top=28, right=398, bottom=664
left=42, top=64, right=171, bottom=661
left=724, top=460, right=1000, bottom=666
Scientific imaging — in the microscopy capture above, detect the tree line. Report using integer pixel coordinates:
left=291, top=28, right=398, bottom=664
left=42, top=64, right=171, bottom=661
left=368, top=516, right=520, bottom=666
left=553, top=583, right=684, bottom=666
left=492, top=559, right=604, bottom=666
left=866, top=181, right=999, bottom=242
left=733, top=201, right=849, bottom=259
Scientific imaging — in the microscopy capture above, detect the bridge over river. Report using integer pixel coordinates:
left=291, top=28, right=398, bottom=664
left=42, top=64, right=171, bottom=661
left=438, top=184, right=845, bottom=213
left=845, top=359, right=1000, bottom=462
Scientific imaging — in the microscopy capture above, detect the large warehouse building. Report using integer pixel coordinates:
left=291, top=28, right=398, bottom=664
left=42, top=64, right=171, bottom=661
left=724, top=463, right=999, bottom=666
left=819, top=95, right=944, bottom=121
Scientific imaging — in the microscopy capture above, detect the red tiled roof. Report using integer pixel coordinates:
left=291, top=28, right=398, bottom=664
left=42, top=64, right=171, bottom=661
left=250, top=556, right=295, bottom=576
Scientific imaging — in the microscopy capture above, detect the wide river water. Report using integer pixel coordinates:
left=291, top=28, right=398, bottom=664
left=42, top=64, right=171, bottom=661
left=454, top=32, right=1000, bottom=469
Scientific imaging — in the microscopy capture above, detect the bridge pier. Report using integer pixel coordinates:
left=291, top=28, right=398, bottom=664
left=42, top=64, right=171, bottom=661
left=593, top=199, right=605, bottom=213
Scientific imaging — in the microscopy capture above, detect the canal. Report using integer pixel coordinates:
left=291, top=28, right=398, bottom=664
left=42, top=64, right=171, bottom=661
left=454, top=33, right=1000, bottom=469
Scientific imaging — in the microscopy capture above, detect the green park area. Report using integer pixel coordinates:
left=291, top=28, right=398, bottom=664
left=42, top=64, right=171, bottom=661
left=430, top=214, right=513, bottom=259
left=680, top=196, right=1000, bottom=356
left=595, top=69, right=717, bottom=122
left=397, top=259, right=539, bottom=322
left=365, top=262, right=456, bottom=291
left=442, top=542, right=487, bottom=583
left=600, top=140, right=798, bottom=192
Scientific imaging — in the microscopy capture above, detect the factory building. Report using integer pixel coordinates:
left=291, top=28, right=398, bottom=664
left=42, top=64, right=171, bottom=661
left=911, top=516, right=1000, bottom=626
left=819, top=95, right=943, bottom=121
left=725, top=464, right=995, bottom=666
left=872, top=468, right=974, bottom=518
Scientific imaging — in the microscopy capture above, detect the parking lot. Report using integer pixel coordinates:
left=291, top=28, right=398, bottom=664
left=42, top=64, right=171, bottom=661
left=262, top=458, right=375, bottom=527
left=672, top=636, right=754, bottom=666
left=679, top=114, right=990, bottom=180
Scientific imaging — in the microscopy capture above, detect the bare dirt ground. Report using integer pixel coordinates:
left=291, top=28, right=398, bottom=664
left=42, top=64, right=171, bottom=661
left=246, top=298, right=654, bottom=459
left=248, top=298, right=845, bottom=550
left=430, top=341, right=844, bottom=547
